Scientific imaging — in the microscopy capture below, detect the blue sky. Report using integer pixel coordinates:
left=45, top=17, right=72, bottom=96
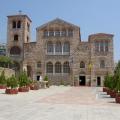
left=0, top=0, right=120, bottom=62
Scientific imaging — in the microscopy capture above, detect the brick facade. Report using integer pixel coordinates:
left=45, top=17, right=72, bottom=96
left=7, top=14, right=114, bottom=86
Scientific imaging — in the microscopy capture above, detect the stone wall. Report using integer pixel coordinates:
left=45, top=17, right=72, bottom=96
left=0, top=67, right=15, bottom=78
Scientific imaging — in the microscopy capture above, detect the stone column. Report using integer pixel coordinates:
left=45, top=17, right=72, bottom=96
left=98, top=43, right=100, bottom=52
left=53, top=64, right=55, bottom=75
left=53, top=44, right=55, bottom=55
left=62, top=44, right=64, bottom=55
left=23, top=64, right=27, bottom=72
left=61, top=64, right=63, bottom=76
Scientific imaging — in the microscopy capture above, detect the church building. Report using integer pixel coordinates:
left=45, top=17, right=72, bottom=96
left=7, top=14, right=114, bottom=86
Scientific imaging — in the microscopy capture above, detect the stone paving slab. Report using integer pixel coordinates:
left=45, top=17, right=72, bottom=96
left=0, top=86, right=120, bottom=120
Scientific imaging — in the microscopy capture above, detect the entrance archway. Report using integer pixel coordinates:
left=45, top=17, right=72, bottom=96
left=36, top=72, right=42, bottom=81
left=97, top=77, right=101, bottom=86
left=79, top=76, right=86, bottom=86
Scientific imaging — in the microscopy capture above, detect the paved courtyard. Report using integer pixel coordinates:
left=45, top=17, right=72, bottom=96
left=0, top=86, right=120, bottom=120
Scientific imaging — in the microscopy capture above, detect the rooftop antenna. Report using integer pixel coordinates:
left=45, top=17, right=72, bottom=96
left=18, top=10, right=22, bottom=15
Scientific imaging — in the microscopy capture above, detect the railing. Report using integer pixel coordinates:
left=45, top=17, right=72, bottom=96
left=47, top=52, right=70, bottom=55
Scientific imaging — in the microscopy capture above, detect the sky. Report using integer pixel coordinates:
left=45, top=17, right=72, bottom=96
left=0, top=0, right=120, bottom=62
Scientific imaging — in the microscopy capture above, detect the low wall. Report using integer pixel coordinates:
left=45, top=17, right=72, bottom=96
left=0, top=67, right=15, bottom=78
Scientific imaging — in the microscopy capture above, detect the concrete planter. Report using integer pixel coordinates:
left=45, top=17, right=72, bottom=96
left=115, top=93, right=120, bottom=103
left=18, top=87, right=29, bottom=92
left=109, top=90, right=117, bottom=98
left=103, top=87, right=108, bottom=92
left=106, top=89, right=111, bottom=95
left=30, top=83, right=40, bottom=90
left=0, top=85, right=6, bottom=89
left=40, top=81, right=48, bottom=88
left=5, top=88, right=18, bottom=94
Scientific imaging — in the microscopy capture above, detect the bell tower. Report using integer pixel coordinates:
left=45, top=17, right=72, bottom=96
left=7, top=13, right=31, bottom=71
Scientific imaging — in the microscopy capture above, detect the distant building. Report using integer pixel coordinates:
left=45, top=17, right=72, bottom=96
left=7, top=14, right=114, bottom=86
left=0, top=43, right=6, bottom=56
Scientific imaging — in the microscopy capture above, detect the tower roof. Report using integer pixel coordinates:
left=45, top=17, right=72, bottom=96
left=7, top=15, right=32, bottom=22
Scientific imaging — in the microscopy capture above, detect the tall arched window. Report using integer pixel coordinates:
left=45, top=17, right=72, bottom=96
left=80, top=61, right=85, bottom=68
left=47, top=41, right=53, bottom=53
left=63, top=42, right=70, bottom=53
left=55, top=42, right=62, bottom=53
left=10, top=46, right=21, bottom=55
left=17, top=21, right=21, bottom=28
left=63, top=61, right=70, bottom=73
left=46, top=62, right=53, bottom=73
left=55, top=62, right=61, bottom=73
left=100, top=60, right=105, bottom=68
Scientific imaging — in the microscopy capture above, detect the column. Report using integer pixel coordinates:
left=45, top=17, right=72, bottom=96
left=23, top=64, right=27, bottom=72
left=53, top=44, right=55, bottom=55
left=98, top=43, right=100, bottom=52
left=48, top=31, right=49, bottom=36
left=66, top=29, right=68, bottom=36
left=62, top=44, right=64, bottom=55
left=53, top=64, right=55, bottom=75
left=61, top=64, right=63, bottom=76
left=104, top=42, right=105, bottom=52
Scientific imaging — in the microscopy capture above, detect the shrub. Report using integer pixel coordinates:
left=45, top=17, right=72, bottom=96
left=44, top=75, right=48, bottom=81
left=6, top=75, right=18, bottom=89
left=114, top=61, right=120, bottom=92
left=18, top=71, right=30, bottom=87
left=104, top=74, right=114, bottom=90
left=114, top=69, right=120, bottom=92
left=0, top=70, right=6, bottom=85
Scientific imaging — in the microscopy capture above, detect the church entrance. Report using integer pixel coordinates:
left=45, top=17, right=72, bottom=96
left=37, top=75, right=40, bottom=81
left=36, top=72, right=42, bottom=81
left=79, top=76, right=86, bottom=86
left=97, top=77, right=101, bottom=86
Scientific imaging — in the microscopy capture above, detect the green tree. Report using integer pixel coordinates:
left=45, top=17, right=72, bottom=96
left=114, top=61, right=120, bottom=92
left=0, top=56, right=13, bottom=68
left=0, top=70, right=6, bottom=85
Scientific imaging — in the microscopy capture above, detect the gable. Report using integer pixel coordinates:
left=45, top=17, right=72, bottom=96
left=36, top=18, right=79, bottom=30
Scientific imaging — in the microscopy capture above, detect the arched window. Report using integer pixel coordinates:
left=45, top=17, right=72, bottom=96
left=63, top=42, right=70, bottom=53
left=46, top=62, right=53, bottom=73
left=12, top=21, right=16, bottom=28
left=55, top=42, right=62, bottom=53
left=10, top=46, right=21, bottom=55
left=55, top=62, right=61, bottom=73
left=14, top=34, right=18, bottom=41
left=47, top=41, right=53, bottom=53
left=100, top=60, right=105, bottom=68
left=80, top=61, right=85, bottom=68
left=37, top=61, right=41, bottom=68
left=17, top=21, right=21, bottom=28
left=63, top=61, right=70, bottom=73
